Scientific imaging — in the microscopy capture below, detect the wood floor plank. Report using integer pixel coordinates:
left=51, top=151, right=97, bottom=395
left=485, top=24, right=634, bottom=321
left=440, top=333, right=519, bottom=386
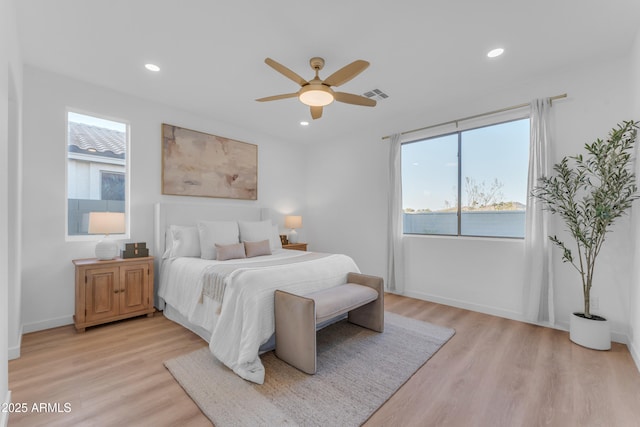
left=8, top=295, right=640, bottom=426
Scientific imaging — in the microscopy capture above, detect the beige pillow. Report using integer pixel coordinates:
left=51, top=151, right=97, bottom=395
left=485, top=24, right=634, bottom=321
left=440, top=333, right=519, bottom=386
left=244, top=240, right=272, bottom=258
left=215, top=242, right=246, bottom=261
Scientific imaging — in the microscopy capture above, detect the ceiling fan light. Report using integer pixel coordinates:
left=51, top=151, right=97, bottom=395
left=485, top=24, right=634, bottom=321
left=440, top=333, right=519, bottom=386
left=299, top=86, right=334, bottom=107
left=487, top=48, right=504, bottom=58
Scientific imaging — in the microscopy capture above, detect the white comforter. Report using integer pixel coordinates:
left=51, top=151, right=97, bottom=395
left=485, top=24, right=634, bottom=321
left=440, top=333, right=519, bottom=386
left=158, top=249, right=360, bottom=384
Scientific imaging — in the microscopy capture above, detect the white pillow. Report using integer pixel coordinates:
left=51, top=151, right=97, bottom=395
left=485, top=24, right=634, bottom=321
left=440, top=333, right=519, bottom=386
left=198, top=220, right=240, bottom=260
left=271, top=224, right=282, bottom=250
left=238, top=220, right=273, bottom=243
left=163, top=225, right=200, bottom=258
left=163, top=227, right=174, bottom=259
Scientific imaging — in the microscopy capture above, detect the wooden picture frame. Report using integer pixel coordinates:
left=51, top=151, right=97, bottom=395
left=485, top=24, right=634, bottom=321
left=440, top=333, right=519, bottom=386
left=161, top=124, right=257, bottom=200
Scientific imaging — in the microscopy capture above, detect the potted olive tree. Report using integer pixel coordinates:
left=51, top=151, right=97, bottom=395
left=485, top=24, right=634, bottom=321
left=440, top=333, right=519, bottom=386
left=532, top=120, right=639, bottom=350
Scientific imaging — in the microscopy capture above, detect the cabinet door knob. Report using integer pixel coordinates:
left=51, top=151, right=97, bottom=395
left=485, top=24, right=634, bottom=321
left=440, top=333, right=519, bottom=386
left=114, top=289, right=119, bottom=294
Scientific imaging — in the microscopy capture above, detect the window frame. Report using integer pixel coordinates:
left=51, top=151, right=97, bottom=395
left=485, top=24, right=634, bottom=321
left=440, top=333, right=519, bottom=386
left=65, top=108, right=131, bottom=241
left=401, top=114, right=530, bottom=240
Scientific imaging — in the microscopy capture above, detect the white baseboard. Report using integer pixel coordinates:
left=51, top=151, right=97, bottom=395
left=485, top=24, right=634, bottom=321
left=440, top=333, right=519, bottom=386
left=629, top=340, right=640, bottom=373
left=8, top=324, right=23, bottom=360
left=398, top=289, right=630, bottom=344
left=1, top=391, right=11, bottom=427
left=401, top=289, right=525, bottom=323
left=8, top=344, right=20, bottom=361
left=22, top=315, right=73, bottom=334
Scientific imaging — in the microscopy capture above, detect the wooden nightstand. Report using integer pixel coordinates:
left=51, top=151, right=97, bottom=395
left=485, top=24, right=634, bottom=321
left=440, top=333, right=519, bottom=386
left=73, top=256, right=155, bottom=332
left=283, top=243, right=308, bottom=251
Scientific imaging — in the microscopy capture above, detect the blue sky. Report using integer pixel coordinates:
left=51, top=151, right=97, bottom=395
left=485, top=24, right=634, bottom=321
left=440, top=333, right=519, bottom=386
left=401, top=118, right=530, bottom=211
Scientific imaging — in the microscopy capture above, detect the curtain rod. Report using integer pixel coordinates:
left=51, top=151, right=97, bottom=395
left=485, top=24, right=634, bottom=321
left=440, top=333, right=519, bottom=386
left=381, top=93, right=567, bottom=140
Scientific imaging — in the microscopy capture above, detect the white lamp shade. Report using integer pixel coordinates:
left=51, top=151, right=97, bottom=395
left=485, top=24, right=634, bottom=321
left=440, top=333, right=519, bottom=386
left=284, top=215, right=302, bottom=229
left=88, top=212, right=125, bottom=260
left=285, top=215, right=302, bottom=244
left=88, top=212, right=125, bottom=235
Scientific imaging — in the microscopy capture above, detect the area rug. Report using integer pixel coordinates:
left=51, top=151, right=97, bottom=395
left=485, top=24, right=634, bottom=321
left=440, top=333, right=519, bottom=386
left=164, top=312, right=455, bottom=426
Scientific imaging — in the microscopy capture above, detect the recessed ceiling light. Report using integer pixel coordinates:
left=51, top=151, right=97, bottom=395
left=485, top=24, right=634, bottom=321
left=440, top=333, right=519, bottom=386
left=145, top=63, right=160, bottom=72
left=487, top=48, right=504, bottom=58
left=300, top=121, right=309, bottom=126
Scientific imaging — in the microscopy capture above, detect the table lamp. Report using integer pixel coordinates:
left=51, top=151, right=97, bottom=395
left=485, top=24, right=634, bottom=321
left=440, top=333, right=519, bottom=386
left=88, top=212, right=125, bottom=260
left=284, top=215, right=302, bottom=244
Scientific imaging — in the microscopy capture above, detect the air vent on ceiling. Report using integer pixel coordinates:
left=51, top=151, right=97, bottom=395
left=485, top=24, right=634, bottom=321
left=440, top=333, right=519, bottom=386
left=363, top=88, right=389, bottom=101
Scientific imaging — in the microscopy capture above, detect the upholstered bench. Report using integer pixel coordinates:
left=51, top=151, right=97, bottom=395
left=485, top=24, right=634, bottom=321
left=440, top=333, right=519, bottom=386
left=274, top=272, right=384, bottom=374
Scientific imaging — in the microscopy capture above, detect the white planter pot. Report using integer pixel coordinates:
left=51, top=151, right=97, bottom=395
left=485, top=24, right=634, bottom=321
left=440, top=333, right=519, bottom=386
left=569, top=312, right=611, bottom=350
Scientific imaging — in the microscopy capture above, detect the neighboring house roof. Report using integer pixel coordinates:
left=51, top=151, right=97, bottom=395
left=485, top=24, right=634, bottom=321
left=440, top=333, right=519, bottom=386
left=68, top=121, right=125, bottom=159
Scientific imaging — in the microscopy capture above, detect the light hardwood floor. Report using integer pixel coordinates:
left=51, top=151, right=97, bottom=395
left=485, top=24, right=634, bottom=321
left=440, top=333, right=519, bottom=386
left=8, top=294, right=640, bottom=426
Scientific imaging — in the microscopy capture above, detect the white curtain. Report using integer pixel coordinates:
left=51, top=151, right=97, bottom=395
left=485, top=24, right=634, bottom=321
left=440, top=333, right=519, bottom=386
left=387, top=133, right=404, bottom=292
left=523, top=98, right=554, bottom=324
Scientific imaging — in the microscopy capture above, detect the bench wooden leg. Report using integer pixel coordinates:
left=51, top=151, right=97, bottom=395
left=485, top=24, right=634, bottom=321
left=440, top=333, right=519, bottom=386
left=346, top=272, right=384, bottom=333
left=274, top=290, right=318, bottom=374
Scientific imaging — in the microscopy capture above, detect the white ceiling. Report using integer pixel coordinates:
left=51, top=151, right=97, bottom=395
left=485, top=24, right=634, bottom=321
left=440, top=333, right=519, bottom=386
left=15, top=0, right=640, bottom=145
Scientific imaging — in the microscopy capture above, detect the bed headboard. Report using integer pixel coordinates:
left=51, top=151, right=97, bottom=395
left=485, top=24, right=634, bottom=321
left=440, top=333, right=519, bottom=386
left=153, top=202, right=270, bottom=309
left=154, top=202, right=270, bottom=258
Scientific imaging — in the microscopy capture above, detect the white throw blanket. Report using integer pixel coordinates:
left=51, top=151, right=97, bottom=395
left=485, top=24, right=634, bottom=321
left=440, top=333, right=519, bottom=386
left=202, top=252, right=333, bottom=305
left=208, top=253, right=359, bottom=384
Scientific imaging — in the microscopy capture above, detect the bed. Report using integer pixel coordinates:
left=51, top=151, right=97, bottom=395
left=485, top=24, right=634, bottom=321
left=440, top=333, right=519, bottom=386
left=154, top=202, right=360, bottom=384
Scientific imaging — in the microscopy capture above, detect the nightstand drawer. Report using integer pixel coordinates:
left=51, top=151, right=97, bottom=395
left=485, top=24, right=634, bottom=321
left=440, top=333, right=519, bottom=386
left=283, top=243, right=308, bottom=251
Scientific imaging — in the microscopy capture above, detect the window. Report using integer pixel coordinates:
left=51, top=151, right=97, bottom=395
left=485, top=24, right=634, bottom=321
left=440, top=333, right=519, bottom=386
left=101, top=172, right=125, bottom=201
left=67, top=111, right=128, bottom=237
left=402, top=118, right=529, bottom=238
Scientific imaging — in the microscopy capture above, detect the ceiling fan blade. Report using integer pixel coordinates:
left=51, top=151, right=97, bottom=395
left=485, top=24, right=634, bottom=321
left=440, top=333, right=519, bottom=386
left=334, top=92, right=377, bottom=107
left=264, top=58, right=308, bottom=87
left=323, top=60, right=370, bottom=87
left=255, top=93, right=298, bottom=102
left=310, top=106, right=323, bottom=120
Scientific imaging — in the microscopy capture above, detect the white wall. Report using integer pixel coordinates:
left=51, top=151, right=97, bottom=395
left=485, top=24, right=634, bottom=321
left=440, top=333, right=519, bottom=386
left=7, top=66, right=22, bottom=361
left=1, top=0, right=23, bottom=419
left=20, top=66, right=308, bottom=333
left=629, top=28, right=640, bottom=369
left=306, top=126, right=388, bottom=276
left=308, top=53, right=635, bottom=342
left=0, top=1, right=10, bottom=419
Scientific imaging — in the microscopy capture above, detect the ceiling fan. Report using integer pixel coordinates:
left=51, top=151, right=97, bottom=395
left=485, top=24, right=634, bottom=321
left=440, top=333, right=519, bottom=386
left=256, top=57, right=376, bottom=120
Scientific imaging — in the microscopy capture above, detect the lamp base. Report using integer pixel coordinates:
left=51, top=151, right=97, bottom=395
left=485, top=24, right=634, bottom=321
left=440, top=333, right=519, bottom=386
left=95, top=238, right=119, bottom=260
left=288, top=229, right=299, bottom=244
